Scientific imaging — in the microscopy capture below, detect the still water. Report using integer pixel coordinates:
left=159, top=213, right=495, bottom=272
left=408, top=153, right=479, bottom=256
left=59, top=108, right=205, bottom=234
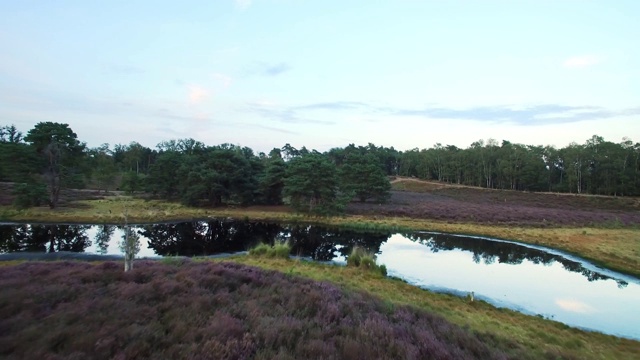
left=1, top=220, right=639, bottom=340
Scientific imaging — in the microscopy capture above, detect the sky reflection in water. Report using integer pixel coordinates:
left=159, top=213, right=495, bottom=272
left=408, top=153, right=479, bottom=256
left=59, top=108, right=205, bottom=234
left=377, top=234, right=640, bottom=340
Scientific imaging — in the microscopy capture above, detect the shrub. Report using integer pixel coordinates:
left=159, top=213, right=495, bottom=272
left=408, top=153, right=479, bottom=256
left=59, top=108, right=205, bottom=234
left=249, top=242, right=291, bottom=259
left=248, top=243, right=270, bottom=257
left=347, top=247, right=387, bottom=276
left=273, top=242, right=291, bottom=259
left=12, top=182, right=48, bottom=209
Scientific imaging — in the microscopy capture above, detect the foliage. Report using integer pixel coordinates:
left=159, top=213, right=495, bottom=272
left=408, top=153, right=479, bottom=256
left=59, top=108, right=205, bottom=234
left=0, top=142, right=40, bottom=183
left=0, top=261, right=550, bottom=359
left=283, top=153, right=343, bottom=214
left=339, top=152, right=391, bottom=203
left=87, top=144, right=118, bottom=192
left=0, top=125, right=23, bottom=143
left=12, top=182, right=48, bottom=209
left=120, top=171, right=144, bottom=194
left=249, top=242, right=291, bottom=259
left=396, top=135, right=640, bottom=196
left=24, top=122, right=86, bottom=208
left=347, top=246, right=387, bottom=276
left=259, top=148, right=286, bottom=205
left=5, top=121, right=640, bottom=214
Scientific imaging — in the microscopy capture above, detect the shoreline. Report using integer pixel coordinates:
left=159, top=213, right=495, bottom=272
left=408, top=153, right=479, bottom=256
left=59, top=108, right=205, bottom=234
left=1, top=198, right=639, bottom=278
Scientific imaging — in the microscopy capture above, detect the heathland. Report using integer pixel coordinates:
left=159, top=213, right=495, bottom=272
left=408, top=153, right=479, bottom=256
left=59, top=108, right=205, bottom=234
left=2, top=123, right=640, bottom=358
left=2, top=181, right=640, bottom=358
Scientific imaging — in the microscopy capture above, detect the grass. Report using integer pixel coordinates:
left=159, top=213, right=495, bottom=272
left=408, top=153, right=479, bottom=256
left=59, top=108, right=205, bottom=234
left=346, top=246, right=388, bottom=276
left=0, top=196, right=639, bottom=277
left=248, top=242, right=291, bottom=259
left=219, top=256, right=640, bottom=360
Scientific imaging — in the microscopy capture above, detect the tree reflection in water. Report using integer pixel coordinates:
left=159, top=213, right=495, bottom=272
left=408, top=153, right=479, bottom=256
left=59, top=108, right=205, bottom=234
left=0, top=224, right=91, bottom=253
left=141, top=220, right=391, bottom=261
left=0, top=222, right=628, bottom=288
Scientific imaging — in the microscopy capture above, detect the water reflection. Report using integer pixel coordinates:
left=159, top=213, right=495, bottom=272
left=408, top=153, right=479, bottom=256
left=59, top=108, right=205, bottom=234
left=406, top=232, right=628, bottom=288
left=140, top=220, right=390, bottom=260
left=0, top=224, right=91, bottom=253
left=141, top=221, right=283, bottom=256
left=0, top=222, right=629, bottom=287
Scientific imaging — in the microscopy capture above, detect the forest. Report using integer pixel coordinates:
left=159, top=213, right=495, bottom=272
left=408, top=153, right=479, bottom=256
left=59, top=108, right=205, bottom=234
left=1, top=122, right=639, bottom=215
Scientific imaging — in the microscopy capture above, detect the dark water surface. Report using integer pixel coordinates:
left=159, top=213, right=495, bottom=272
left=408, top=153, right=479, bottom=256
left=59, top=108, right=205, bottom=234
left=1, top=220, right=639, bottom=340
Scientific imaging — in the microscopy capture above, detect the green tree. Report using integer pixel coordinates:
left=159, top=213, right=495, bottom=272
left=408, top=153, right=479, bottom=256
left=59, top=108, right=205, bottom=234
left=146, top=150, right=183, bottom=197
left=88, top=144, right=118, bottom=192
left=24, top=122, right=86, bottom=208
left=121, top=171, right=144, bottom=194
left=283, top=153, right=342, bottom=214
left=0, top=124, right=23, bottom=143
left=259, top=148, right=286, bottom=205
left=339, top=153, right=390, bottom=202
left=12, top=182, right=48, bottom=208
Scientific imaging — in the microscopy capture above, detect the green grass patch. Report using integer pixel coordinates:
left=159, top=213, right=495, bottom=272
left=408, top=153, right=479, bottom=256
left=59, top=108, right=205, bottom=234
left=347, top=247, right=387, bottom=276
left=248, top=242, right=291, bottom=259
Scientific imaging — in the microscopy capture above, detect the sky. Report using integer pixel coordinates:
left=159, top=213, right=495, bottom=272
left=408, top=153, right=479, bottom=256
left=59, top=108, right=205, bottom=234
left=1, top=0, right=638, bottom=154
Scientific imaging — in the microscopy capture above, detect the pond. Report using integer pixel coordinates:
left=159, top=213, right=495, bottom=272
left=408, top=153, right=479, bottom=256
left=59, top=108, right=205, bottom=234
left=1, top=220, right=639, bottom=340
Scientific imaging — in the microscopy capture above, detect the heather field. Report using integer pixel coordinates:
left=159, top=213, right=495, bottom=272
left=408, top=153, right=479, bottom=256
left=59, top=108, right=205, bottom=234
left=0, top=261, right=542, bottom=360
left=2, top=260, right=639, bottom=359
left=346, top=179, right=640, bottom=226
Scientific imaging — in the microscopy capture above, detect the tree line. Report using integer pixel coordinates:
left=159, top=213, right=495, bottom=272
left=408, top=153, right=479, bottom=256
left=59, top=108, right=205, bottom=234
left=1, top=122, right=639, bottom=214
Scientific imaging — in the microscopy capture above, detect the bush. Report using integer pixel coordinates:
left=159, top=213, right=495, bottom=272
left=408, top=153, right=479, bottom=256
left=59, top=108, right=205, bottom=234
left=12, top=182, right=48, bottom=209
left=347, top=247, right=387, bottom=276
left=248, top=243, right=271, bottom=256
left=249, top=242, right=291, bottom=259
left=273, top=242, right=291, bottom=258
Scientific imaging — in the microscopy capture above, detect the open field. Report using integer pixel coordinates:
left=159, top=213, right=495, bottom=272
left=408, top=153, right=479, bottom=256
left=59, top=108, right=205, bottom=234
left=1, top=260, right=638, bottom=359
left=351, top=177, right=640, bottom=226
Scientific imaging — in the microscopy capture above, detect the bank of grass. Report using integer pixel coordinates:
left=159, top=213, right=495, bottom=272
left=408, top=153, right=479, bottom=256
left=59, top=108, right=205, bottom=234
left=248, top=242, right=291, bottom=259
left=219, top=256, right=639, bottom=359
left=346, top=246, right=387, bottom=276
left=1, top=196, right=639, bottom=277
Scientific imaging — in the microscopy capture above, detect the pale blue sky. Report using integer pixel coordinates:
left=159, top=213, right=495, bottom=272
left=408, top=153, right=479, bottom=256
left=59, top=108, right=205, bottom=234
left=1, top=0, right=638, bottom=153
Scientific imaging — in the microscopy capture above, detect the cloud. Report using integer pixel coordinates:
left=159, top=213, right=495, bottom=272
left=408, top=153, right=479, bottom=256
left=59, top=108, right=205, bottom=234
left=563, top=55, right=601, bottom=68
left=390, top=104, right=640, bottom=125
left=188, top=85, right=210, bottom=104
left=234, top=0, right=252, bottom=10
left=247, top=100, right=640, bottom=126
left=295, top=101, right=369, bottom=111
left=555, top=299, right=595, bottom=314
left=254, top=62, right=292, bottom=76
left=245, top=102, right=334, bottom=125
